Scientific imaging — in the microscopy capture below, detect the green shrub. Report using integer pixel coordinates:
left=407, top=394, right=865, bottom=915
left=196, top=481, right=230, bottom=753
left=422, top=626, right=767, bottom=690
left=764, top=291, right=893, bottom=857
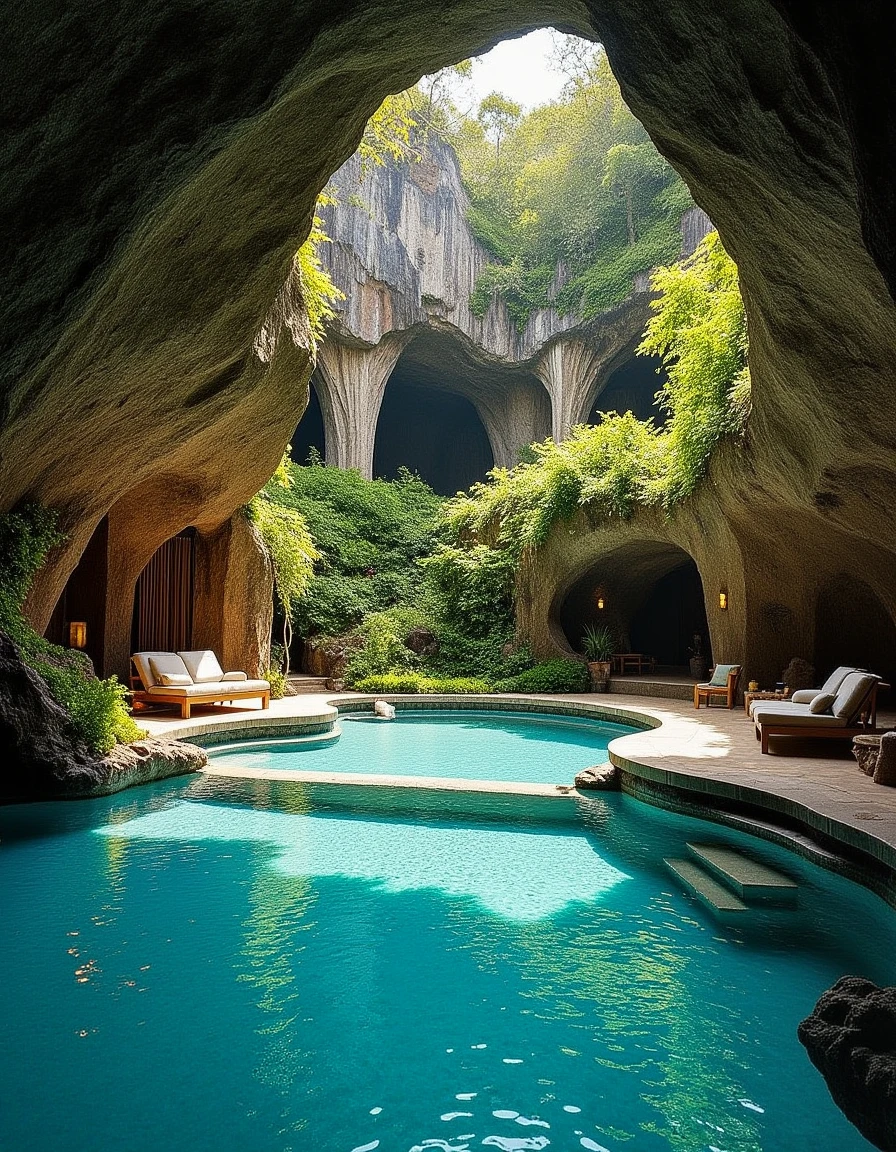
left=37, top=659, right=144, bottom=751
left=0, top=504, right=145, bottom=754
left=353, top=673, right=491, bottom=694
left=343, top=605, right=430, bottom=684
left=493, top=659, right=589, bottom=694
left=268, top=461, right=443, bottom=637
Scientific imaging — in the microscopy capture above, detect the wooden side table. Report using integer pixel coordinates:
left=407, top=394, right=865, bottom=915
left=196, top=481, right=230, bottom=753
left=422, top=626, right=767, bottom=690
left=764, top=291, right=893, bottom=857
left=743, top=689, right=788, bottom=715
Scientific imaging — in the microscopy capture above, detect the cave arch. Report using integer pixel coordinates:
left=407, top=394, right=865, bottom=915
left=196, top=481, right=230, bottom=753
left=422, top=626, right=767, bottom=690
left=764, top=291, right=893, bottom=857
left=290, top=379, right=326, bottom=465
left=4, top=1, right=896, bottom=687
left=589, top=353, right=667, bottom=424
left=554, top=541, right=711, bottom=669
left=814, top=573, right=896, bottom=689
left=373, top=375, right=494, bottom=495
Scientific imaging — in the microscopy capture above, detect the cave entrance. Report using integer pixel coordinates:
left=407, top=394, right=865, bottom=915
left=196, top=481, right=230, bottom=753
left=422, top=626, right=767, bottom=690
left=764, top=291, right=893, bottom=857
left=814, top=573, right=896, bottom=690
left=290, top=379, right=326, bottom=465
left=374, top=371, right=494, bottom=496
left=590, top=353, right=667, bottom=424
left=130, top=530, right=196, bottom=656
left=556, top=542, right=710, bottom=671
left=45, top=515, right=110, bottom=673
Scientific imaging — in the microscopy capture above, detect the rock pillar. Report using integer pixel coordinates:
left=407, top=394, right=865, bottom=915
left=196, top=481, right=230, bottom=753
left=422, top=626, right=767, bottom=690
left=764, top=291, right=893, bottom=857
left=192, top=513, right=274, bottom=679
left=535, top=340, right=606, bottom=443
left=474, top=382, right=552, bottom=468
left=315, top=336, right=407, bottom=478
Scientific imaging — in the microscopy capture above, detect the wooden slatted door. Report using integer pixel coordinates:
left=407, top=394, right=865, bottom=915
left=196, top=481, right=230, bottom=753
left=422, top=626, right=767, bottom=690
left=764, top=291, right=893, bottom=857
left=132, top=532, right=195, bottom=653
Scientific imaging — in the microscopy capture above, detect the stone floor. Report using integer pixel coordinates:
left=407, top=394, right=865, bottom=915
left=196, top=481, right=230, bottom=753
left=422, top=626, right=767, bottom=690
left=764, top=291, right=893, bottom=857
left=140, top=690, right=896, bottom=871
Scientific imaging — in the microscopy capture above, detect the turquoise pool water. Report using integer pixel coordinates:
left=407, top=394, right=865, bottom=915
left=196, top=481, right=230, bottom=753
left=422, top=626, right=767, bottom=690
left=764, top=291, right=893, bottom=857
left=207, top=709, right=637, bottom=783
left=1, top=775, right=891, bottom=1151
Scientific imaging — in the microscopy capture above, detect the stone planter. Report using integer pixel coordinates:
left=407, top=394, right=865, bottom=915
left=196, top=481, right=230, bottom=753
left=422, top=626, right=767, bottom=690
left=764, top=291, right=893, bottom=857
left=689, top=656, right=708, bottom=680
left=588, top=660, right=612, bottom=692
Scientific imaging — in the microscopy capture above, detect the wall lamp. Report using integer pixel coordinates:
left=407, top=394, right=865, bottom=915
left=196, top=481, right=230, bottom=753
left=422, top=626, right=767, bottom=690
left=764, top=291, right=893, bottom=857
left=68, top=621, right=87, bottom=649
left=718, top=590, right=728, bottom=611
left=597, top=595, right=605, bottom=611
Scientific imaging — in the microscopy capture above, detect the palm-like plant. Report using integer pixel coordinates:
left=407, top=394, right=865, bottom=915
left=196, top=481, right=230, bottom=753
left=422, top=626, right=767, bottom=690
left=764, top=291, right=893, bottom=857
left=582, top=623, right=615, bottom=662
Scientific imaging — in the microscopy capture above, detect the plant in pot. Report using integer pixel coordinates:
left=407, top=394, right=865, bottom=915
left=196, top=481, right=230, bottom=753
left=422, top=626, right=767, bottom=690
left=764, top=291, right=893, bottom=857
left=582, top=624, right=615, bottom=692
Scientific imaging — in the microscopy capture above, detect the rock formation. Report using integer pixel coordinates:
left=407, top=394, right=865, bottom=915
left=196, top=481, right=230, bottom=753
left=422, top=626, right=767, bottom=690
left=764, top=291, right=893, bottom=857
left=0, top=632, right=206, bottom=799
left=0, top=0, right=894, bottom=713
left=799, top=976, right=896, bottom=1151
left=309, top=139, right=705, bottom=478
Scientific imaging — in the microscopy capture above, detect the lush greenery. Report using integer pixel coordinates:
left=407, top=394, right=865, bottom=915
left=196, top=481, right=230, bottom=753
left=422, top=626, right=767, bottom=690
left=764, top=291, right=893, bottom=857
left=581, top=623, right=615, bottom=662
left=442, top=44, right=693, bottom=327
left=445, top=232, right=749, bottom=555
left=267, top=456, right=443, bottom=639
left=353, top=673, right=491, bottom=694
left=493, top=659, right=590, bottom=694
left=0, top=506, right=144, bottom=754
left=268, top=460, right=562, bottom=689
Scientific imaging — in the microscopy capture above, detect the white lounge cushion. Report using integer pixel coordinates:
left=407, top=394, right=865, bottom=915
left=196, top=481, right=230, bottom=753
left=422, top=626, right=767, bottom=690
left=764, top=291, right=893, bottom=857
left=753, top=703, right=848, bottom=728
left=178, top=650, right=225, bottom=683
left=832, top=672, right=878, bottom=721
left=132, top=651, right=192, bottom=689
left=146, top=679, right=270, bottom=697
left=791, top=667, right=857, bottom=704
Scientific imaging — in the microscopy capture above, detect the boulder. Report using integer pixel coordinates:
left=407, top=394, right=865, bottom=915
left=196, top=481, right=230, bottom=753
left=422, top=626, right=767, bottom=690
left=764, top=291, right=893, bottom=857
left=405, top=627, right=439, bottom=656
left=0, top=630, right=97, bottom=800
left=68, top=739, right=207, bottom=797
left=783, top=658, right=816, bottom=692
left=574, top=763, right=619, bottom=790
left=798, top=976, right=896, bottom=1151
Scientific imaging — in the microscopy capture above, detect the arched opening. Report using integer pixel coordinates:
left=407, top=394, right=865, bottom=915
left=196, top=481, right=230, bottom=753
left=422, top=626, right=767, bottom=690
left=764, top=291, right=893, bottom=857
left=814, top=573, right=896, bottom=689
left=130, top=530, right=196, bottom=656
left=374, top=376, right=493, bottom=494
left=290, top=379, right=326, bottom=464
left=589, top=354, right=667, bottom=424
left=45, top=515, right=110, bottom=673
left=556, top=541, right=710, bottom=672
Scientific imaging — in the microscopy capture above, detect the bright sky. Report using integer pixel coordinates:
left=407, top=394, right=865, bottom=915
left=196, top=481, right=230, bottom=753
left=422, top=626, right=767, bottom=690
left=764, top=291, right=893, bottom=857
left=466, top=30, right=568, bottom=111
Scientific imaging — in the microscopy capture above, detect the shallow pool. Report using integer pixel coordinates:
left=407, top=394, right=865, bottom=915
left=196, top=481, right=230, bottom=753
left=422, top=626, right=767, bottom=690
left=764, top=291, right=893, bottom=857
left=207, top=709, right=637, bottom=783
left=1, top=775, right=891, bottom=1151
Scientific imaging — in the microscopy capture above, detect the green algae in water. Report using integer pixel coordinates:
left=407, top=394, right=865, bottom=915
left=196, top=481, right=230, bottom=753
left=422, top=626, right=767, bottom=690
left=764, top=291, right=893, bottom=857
left=0, top=776, right=890, bottom=1152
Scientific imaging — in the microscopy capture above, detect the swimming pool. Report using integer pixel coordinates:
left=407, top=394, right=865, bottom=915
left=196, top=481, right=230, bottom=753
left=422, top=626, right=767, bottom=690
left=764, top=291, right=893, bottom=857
left=207, top=708, right=638, bottom=784
left=1, top=773, right=890, bottom=1151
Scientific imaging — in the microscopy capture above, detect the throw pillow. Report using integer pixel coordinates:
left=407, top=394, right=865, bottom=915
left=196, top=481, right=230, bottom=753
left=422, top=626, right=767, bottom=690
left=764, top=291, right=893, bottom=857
left=809, top=691, right=836, bottom=714
left=709, top=663, right=737, bottom=687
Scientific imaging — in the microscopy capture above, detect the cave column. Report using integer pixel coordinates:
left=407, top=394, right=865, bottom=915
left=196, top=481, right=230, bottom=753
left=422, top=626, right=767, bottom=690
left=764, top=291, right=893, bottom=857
left=534, top=340, right=604, bottom=442
left=315, top=335, right=408, bottom=478
left=474, top=384, right=552, bottom=468
left=193, top=513, right=274, bottom=679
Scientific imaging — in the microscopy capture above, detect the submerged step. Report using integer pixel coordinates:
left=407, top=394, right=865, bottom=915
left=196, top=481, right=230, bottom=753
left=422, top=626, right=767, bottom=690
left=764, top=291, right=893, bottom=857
left=664, top=858, right=748, bottom=915
left=686, top=843, right=798, bottom=902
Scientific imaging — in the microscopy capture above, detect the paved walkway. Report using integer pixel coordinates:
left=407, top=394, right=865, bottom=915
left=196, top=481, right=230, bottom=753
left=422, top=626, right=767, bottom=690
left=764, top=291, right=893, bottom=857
left=140, top=690, right=896, bottom=873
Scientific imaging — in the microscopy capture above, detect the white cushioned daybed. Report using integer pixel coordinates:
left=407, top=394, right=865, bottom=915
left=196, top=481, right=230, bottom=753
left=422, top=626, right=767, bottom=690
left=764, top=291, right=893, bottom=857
left=752, top=670, right=881, bottom=754
left=131, top=650, right=270, bottom=719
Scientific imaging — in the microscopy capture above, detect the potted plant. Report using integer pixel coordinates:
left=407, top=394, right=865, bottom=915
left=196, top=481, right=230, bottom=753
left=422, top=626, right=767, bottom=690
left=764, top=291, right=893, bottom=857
left=582, top=624, right=615, bottom=692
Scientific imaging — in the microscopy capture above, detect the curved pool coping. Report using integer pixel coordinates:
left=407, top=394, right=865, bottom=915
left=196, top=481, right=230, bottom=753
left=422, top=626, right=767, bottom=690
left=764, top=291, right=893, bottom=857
left=167, top=692, right=896, bottom=906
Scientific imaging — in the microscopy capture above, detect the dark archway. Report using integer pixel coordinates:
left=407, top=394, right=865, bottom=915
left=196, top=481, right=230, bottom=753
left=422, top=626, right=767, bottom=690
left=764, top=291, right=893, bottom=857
left=130, top=531, right=196, bottom=656
left=290, top=379, right=326, bottom=465
left=629, top=559, right=710, bottom=668
left=815, top=573, right=896, bottom=689
left=374, top=378, right=494, bottom=496
left=556, top=541, right=710, bottom=669
left=590, top=354, right=667, bottom=424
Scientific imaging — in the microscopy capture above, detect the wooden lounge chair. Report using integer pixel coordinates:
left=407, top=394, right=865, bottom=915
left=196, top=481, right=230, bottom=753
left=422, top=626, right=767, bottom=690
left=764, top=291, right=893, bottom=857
left=747, top=665, right=856, bottom=717
left=694, top=664, right=741, bottom=709
left=130, top=650, right=270, bottom=719
left=752, top=670, right=881, bottom=754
